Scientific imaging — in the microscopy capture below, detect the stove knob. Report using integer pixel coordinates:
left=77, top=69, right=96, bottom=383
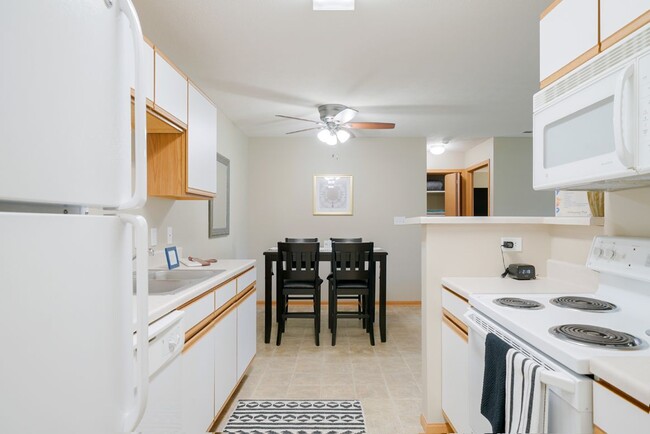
left=603, top=249, right=615, bottom=259
left=593, top=247, right=603, bottom=257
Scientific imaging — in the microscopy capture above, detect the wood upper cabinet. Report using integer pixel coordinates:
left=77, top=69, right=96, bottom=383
left=144, top=39, right=155, bottom=103
left=154, top=50, right=188, bottom=127
left=147, top=86, right=217, bottom=199
left=187, top=83, right=218, bottom=196
left=540, top=0, right=599, bottom=88
left=600, top=0, right=650, bottom=50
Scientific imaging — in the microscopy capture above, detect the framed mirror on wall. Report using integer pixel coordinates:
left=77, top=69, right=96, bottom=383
left=208, top=153, right=230, bottom=238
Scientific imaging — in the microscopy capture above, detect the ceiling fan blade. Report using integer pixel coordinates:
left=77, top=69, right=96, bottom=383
left=345, top=122, right=395, bottom=129
left=276, top=114, right=322, bottom=125
left=333, top=107, right=358, bottom=124
left=285, top=127, right=322, bottom=135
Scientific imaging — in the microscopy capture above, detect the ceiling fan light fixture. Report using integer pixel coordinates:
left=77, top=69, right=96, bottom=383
left=313, top=0, right=354, bottom=11
left=318, top=129, right=338, bottom=146
left=336, top=129, right=351, bottom=143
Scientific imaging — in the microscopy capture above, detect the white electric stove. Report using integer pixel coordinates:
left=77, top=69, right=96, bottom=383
left=464, top=236, right=650, bottom=433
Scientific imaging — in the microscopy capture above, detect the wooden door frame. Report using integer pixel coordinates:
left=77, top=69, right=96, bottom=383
left=463, top=160, right=490, bottom=216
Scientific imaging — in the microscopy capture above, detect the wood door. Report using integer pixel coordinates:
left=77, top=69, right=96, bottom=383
left=444, top=173, right=461, bottom=216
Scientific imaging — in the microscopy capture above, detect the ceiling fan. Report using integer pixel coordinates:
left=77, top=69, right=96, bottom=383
left=276, top=104, right=395, bottom=145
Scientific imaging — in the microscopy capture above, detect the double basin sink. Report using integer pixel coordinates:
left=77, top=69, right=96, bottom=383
left=134, top=269, right=225, bottom=296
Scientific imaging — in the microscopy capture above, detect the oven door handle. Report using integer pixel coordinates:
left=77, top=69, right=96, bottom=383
left=465, top=311, right=578, bottom=394
left=539, top=370, right=576, bottom=394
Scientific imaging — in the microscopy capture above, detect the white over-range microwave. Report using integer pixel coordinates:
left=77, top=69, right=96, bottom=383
left=533, top=23, right=650, bottom=191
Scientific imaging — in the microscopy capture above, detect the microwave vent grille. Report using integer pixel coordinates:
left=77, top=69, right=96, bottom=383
left=534, top=25, right=650, bottom=111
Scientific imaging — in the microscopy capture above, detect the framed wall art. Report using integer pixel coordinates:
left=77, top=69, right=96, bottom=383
left=313, top=175, right=353, bottom=215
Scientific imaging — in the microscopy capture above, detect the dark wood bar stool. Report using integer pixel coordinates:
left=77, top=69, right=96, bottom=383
left=329, top=241, right=375, bottom=346
left=276, top=241, right=322, bottom=346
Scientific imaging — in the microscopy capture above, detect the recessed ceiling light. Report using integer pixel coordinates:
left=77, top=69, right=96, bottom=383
left=313, top=0, right=355, bottom=11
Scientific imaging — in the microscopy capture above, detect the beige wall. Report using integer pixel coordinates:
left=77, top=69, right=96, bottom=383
left=604, top=187, right=650, bottom=237
left=427, top=150, right=465, bottom=170
left=135, top=109, right=249, bottom=259
left=247, top=136, right=425, bottom=301
left=492, top=137, right=555, bottom=216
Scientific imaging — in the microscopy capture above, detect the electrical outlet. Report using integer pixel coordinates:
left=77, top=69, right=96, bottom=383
left=501, top=237, right=522, bottom=252
left=167, top=226, right=173, bottom=244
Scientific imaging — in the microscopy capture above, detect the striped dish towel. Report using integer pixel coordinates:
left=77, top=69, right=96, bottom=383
left=505, top=349, right=547, bottom=433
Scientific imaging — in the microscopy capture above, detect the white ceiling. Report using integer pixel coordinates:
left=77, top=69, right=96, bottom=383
left=132, top=0, right=551, bottom=148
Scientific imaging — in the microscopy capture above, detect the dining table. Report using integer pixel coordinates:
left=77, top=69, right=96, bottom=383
left=262, top=247, right=388, bottom=343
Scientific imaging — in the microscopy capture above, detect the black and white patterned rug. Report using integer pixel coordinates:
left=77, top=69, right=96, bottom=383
left=222, top=400, right=366, bottom=434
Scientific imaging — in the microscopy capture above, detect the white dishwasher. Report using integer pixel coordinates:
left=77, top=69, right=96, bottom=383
left=135, top=311, right=185, bottom=433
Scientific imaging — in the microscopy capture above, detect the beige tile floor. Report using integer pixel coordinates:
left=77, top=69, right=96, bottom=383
left=215, top=305, right=423, bottom=434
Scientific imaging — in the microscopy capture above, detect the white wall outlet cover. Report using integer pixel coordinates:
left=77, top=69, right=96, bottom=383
left=501, top=237, right=523, bottom=252
left=167, top=226, right=173, bottom=244
left=150, top=228, right=157, bottom=247
left=394, top=216, right=406, bottom=225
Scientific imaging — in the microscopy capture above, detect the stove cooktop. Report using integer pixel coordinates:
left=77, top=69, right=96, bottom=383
left=469, top=288, right=650, bottom=374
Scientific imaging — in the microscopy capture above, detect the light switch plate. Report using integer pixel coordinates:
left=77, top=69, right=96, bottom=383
left=150, top=228, right=158, bottom=247
left=167, top=226, right=173, bottom=244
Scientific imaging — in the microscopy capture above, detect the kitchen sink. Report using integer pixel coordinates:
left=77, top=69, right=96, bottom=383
left=149, top=269, right=224, bottom=281
left=133, top=269, right=226, bottom=295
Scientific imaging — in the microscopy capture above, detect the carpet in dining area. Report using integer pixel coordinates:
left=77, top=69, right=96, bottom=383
left=222, top=399, right=366, bottom=434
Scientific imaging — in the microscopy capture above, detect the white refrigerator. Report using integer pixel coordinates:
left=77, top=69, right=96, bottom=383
left=0, top=0, right=150, bottom=431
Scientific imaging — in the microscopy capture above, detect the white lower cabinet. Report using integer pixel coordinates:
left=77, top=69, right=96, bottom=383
left=237, top=290, right=257, bottom=378
left=593, top=382, right=650, bottom=434
left=441, top=317, right=470, bottom=434
left=214, top=310, right=237, bottom=415
left=181, top=326, right=216, bottom=432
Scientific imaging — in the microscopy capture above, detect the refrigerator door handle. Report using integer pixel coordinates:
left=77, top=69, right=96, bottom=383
left=118, top=0, right=147, bottom=210
left=121, top=214, right=149, bottom=431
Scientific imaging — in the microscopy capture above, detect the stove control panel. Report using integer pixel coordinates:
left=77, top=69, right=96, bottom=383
left=587, top=236, right=650, bottom=282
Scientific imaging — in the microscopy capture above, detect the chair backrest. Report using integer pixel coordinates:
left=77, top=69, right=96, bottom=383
left=277, top=242, right=320, bottom=281
left=331, top=242, right=374, bottom=284
left=330, top=237, right=362, bottom=243
left=285, top=238, right=318, bottom=243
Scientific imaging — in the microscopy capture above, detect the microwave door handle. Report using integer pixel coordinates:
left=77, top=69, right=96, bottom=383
left=613, top=63, right=635, bottom=169
left=118, top=0, right=147, bottom=210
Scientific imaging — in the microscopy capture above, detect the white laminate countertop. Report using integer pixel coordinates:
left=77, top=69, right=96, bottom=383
left=591, top=357, right=650, bottom=407
left=441, top=276, right=595, bottom=300
left=136, top=259, right=255, bottom=325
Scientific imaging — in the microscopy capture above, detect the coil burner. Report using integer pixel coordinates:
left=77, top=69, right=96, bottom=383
left=550, top=324, right=642, bottom=349
left=493, top=297, right=544, bottom=310
left=550, top=296, right=617, bottom=312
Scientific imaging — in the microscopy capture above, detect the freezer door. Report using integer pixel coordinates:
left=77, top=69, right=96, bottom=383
left=0, top=1, right=144, bottom=208
left=0, top=213, right=137, bottom=431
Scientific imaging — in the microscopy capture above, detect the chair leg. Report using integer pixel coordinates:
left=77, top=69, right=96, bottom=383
left=366, top=295, right=375, bottom=346
left=328, top=281, right=333, bottom=331
left=331, top=289, right=337, bottom=346
left=314, top=288, right=320, bottom=346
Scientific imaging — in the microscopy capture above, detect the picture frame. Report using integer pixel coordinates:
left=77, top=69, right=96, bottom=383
left=165, top=246, right=180, bottom=270
left=209, top=153, right=230, bottom=238
left=313, top=175, right=353, bottom=215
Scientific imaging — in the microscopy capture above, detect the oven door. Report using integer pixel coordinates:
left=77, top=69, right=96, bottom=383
left=533, top=61, right=637, bottom=190
left=465, top=310, right=593, bottom=434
